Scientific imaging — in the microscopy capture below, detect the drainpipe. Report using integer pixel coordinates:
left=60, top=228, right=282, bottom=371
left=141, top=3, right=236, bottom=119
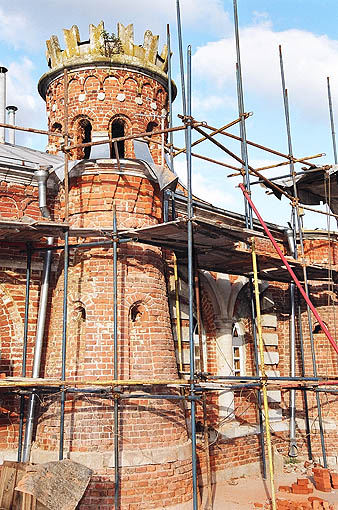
left=6, top=105, right=17, bottom=145
left=0, top=67, right=8, bottom=143
left=23, top=166, right=53, bottom=462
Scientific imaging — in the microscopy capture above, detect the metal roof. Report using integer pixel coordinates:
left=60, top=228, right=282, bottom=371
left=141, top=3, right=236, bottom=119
left=0, top=142, right=64, bottom=170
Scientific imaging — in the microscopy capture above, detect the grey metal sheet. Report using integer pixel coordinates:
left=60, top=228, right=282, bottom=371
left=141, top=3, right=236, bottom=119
left=0, top=142, right=64, bottom=170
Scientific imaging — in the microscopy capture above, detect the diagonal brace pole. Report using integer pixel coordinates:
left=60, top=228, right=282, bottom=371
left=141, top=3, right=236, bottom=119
left=239, top=183, right=338, bottom=357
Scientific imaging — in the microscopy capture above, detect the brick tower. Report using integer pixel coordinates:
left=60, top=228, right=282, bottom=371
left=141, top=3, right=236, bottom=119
left=33, top=22, right=192, bottom=510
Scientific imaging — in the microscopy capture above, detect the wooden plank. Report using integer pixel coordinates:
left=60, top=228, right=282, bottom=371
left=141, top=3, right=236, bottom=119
left=0, top=465, right=17, bottom=509
left=12, top=463, right=28, bottom=510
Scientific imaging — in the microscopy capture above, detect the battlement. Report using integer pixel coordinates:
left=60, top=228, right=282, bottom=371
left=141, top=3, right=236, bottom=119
left=45, top=20, right=168, bottom=76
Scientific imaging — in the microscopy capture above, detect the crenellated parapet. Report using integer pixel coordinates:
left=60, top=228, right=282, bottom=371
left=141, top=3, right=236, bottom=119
left=40, top=21, right=169, bottom=99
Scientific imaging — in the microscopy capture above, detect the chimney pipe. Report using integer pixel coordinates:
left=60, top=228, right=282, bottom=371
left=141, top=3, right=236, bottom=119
left=6, top=105, right=17, bottom=145
left=34, top=165, right=52, bottom=219
left=0, top=67, right=8, bottom=144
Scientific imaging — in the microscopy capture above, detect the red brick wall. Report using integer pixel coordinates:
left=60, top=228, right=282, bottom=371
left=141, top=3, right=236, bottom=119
left=46, top=68, right=168, bottom=165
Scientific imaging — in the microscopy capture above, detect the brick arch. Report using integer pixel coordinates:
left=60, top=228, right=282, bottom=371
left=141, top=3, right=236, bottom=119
left=70, top=103, right=98, bottom=123
left=102, top=72, right=120, bottom=85
left=141, top=82, right=153, bottom=100
left=0, top=283, right=24, bottom=376
left=109, top=113, right=133, bottom=157
left=102, top=74, right=121, bottom=97
left=129, top=300, right=149, bottom=324
left=122, top=75, right=139, bottom=93
left=0, top=195, right=20, bottom=219
left=64, top=283, right=97, bottom=379
left=70, top=114, right=94, bottom=159
left=156, top=87, right=165, bottom=101
left=22, top=198, right=40, bottom=219
left=54, top=81, right=64, bottom=96
left=83, top=75, right=102, bottom=94
left=68, top=77, right=82, bottom=94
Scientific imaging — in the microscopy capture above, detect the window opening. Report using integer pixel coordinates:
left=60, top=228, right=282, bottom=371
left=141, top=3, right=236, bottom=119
left=51, top=122, right=62, bottom=133
left=146, top=121, right=158, bottom=137
left=232, top=322, right=245, bottom=376
left=111, top=119, right=125, bottom=159
left=79, top=119, right=92, bottom=159
left=193, top=317, right=207, bottom=373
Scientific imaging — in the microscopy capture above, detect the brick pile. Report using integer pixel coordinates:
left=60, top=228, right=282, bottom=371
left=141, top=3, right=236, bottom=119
left=279, top=478, right=314, bottom=495
left=313, top=468, right=335, bottom=492
left=253, top=471, right=338, bottom=510
left=291, top=478, right=314, bottom=495
left=277, top=498, right=333, bottom=510
left=254, top=496, right=334, bottom=509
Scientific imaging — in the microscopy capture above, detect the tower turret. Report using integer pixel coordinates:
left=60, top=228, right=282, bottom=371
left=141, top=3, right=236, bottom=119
left=38, top=21, right=176, bottom=164
left=32, top=22, right=191, bottom=510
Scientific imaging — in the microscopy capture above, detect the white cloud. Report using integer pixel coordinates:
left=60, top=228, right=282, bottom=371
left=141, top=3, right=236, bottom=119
left=193, top=21, right=338, bottom=122
left=5, top=57, right=46, bottom=148
left=0, top=0, right=231, bottom=51
left=172, top=155, right=284, bottom=211
left=192, top=92, right=236, bottom=118
left=174, top=157, right=237, bottom=208
left=0, top=7, right=30, bottom=50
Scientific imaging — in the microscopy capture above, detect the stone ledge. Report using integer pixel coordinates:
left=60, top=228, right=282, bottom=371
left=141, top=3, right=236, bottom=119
left=218, top=422, right=260, bottom=439
left=25, top=440, right=192, bottom=470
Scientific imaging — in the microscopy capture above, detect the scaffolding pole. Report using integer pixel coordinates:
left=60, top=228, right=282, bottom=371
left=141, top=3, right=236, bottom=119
left=186, top=43, right=198, bottom=510
left=59, top=68, right=70, bottom=460
left=233, top=0, right=266, bottom=479
left=17, top=242, right=31, bottom=462
left=113, top=206, right=120, bottom=510
left=279, top=45, right=327, bottom=466
left=251, top=239, right=277, bottom=510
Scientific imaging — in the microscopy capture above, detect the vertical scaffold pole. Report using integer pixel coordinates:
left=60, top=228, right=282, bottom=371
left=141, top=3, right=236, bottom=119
left=327, top=77, right=338, bottom=165
left=59, top=230, right=69, bottom=460
left=279, top=46, right=326, bottom=466
left=251, top=239, right=277, bottom=510
left=176, top=3, right=198, bottom=507
left=113, top=205, right=120, bottom=510
left=233, top=0, right=266, bottom=478
left=297, top=290, right=313, bottom=459
left=176, top=0, right=186, bottom=117
left=18, top=242, right=32, bottom=461
left=59, top=68, right=70, bottom=460
left=279, top=46, right=297, bottom=454
left=167, top=24, right=174, bottom=173
left=194, top=266, right=212, bottom=510
left=186, top=45, right=198, bottom=510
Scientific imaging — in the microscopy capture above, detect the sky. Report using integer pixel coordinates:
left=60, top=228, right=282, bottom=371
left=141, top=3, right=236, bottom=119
left=0, top=0, right=338, bottom=230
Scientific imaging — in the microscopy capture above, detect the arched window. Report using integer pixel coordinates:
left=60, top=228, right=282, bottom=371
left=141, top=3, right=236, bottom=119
left=79, top=119, right=92, bottom=160
left=193, top=316, right=207, bottom=373
left=146, top=121, right=158, bottom=136
left=232, top=322, right=245, bottom=376
left=111, top=119, right=125, bottom=159
left=51, top=122, right=62, bottom=133
left=73, top=118, right=92, bottom=160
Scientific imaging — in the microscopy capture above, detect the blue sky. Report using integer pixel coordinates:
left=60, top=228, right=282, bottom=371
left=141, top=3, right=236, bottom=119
left=0, top=1, right=338, bottom=230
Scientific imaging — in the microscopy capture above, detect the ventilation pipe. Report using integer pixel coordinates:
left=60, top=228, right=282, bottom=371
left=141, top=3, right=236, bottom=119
left=6, top=105, right=17, bottom=145
left=0, top=67, right=8, bottom=144
left=23, top=166, right=53, bottom=462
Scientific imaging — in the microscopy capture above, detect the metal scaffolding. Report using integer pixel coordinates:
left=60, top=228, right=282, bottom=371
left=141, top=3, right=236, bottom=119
left=0, top=2, right=337, bottom=509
